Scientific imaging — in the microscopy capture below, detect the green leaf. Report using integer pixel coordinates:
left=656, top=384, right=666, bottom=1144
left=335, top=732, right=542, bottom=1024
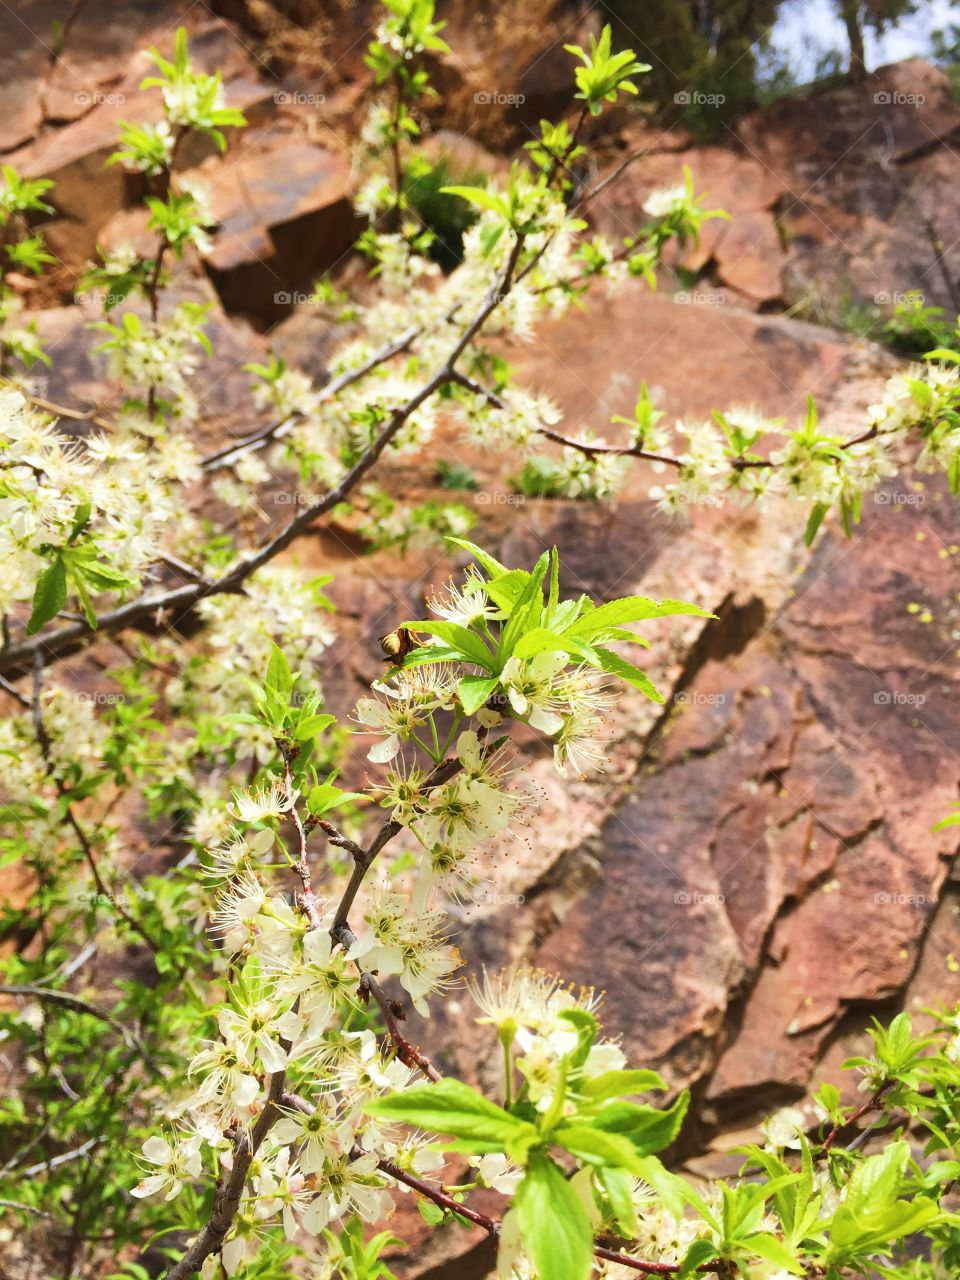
left=591, top=646, right=663, bottom=703
left=580, top=1068, right=666, bottom=1102
left=446, top=536, right=508, bottom=577
left=844, top=1140, right=908, bottom=1217
left=417, top=1198, right=445, bottom=1226
left=68, top=501, right=92, bottom=543
left=747, top=1232, right=803, bottom=1274
left=72, top=559, right=133, bottom=591
left=498, top=553, right=549, bottom=660
left=483, top=569, right=531, bottom=616
left=294, top=713, right=336, bottom=742
left=933, top=808, right=960, bottom=831
left=27, top=556, right=67, bottom=634
left=306, top=781, right=364, bottom=814
left=266, top=644, right=294, bottom=699
left=565, top=595, right=712, bottom=641
left=591, top=1092, right=689, bottom=1156
left=512, top=627, right=595, bottom=662
left=553, top=1123, right=645, bottom=1174
left=440, top=185, right=509, bottom=218
left=458, top=675, right=500, bottom=715
left=635, top=1155, right=708, bottom=1223
left=401, top=645, right=465, bottom=668
left=558, top=1008, right=598, bottom=1068
left=365, top=1079, right=538, bottom=1158
left=400, top=621, right=495, bottom=671
left=71, top=571, right=98, bottom=630
left=678, top=1239, right=720, bottom=1277
left=598, top=1164, right=638, bottom=1235
left=514, top=1152, right=594, bottom=1280
left=804, top=502, right=829, bottom=546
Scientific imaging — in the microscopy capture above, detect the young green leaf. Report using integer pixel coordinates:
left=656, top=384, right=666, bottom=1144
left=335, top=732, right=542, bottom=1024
left=365, top=1079, right=538, bottom=1158
left=514, top=1152, right=594, bottom=1280
left=27, top=556, right=67, bottom=634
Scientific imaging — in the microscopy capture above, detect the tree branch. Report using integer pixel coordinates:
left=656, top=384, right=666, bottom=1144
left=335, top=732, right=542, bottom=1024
left=1, top=231, right=525, bottom=680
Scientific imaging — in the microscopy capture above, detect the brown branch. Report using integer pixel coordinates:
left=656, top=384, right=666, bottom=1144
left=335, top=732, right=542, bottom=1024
left=271, top=1100, right=733, bottom=1278
left=819, top=1083, right=890, bottom=1154
left=162, top=1069, right=287, bottom=1280
left=1, top=228, right=527, bottom=680
left=375, top=1166, right=736, bottom=1276
left=200, top=324, right=421, bottom=472
left=448, top=370, right=685, bottom=470
left=0, top=381, right=113, bottom=431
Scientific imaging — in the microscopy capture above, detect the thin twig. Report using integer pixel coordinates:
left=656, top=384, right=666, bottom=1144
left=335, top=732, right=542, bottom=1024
left=200, top=326, right=421, bottom=472
left=31, top=652, right=163, bottom=957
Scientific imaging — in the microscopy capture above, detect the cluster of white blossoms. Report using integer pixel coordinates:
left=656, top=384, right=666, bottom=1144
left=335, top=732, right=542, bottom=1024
left=472, top=967, right=621, bottom=1115
left=0, top=387, right=200, bottom=612
left=645, top=362, right=959, bottom=517
left=125, top=532, right=665, bottom=1272
left=129, top=842, right=423, bottom=1270
left=356, top=584, right=614, bottom=783
left=97, top=301, right=212, bottom=419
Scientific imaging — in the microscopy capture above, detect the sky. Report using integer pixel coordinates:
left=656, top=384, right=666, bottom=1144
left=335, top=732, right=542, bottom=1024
left=769, top=0, right=954, bottom=79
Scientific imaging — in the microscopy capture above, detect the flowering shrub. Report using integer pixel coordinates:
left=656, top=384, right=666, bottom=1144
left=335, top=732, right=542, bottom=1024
left=0, top=3, right=959, bottom=1279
